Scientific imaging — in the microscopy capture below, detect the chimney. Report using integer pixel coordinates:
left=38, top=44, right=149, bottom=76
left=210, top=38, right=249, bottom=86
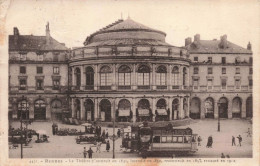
left=194, top=34, right=200, bottom=43
left=247, top=42, right=252, bottom=50
left=219, top=35, right=228, bottom=49
left=13, top=27, right=19, bottom=45
left=46, top=22, right=50, bottom=45
left=185, top=37, right=192, bottom=46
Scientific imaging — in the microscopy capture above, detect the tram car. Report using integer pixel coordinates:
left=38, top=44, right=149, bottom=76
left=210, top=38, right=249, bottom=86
left=121, top=123, right=198, bottom=157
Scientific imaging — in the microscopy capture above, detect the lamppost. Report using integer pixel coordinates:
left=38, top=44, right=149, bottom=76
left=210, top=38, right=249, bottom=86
left=217, top=102, right=221, bottom=132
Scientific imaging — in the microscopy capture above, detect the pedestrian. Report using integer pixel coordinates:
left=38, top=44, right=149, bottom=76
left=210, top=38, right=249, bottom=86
left=87, top=147, right=93, bottom=158
left=232, top=136, right=236, bottom=146
left=83, top=147, right=87, bottom=158
left=247, top=128, right=251, bottom=137
left=99, top=126, right=102, bottom=136
left=106, top=140, right=110, bottom=152
left=96, top=141, right=101, bottom=153
left=197, top=136, right=202, bottom=146
left=206, top=135, right=213, bottom=148
left=237, top=135, right=242, bottom=146
left=106, top=131, right=109, bottom=139
left=226, top=155, right=230, bottom=158
left=102, top=130, right=106, bottom=138
left=221, top=153, right=225, bottom=158
left=52, top=123, right=56, bottom=135
left=117, top=129, right=121, bottom=138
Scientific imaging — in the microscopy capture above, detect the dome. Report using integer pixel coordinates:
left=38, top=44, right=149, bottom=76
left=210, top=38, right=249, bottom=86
left=84, top=18, right=169, bottom=46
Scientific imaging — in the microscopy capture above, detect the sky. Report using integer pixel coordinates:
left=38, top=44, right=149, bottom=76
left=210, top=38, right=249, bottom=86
left=3, top=0, right=260, bottom=50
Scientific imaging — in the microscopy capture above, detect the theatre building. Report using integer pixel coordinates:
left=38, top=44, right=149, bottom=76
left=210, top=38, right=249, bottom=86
left=186, top=34, right=253, bottom=119
left=69, top=18, right=191, bottom=122
left=8, top=23, right=69, bottom=121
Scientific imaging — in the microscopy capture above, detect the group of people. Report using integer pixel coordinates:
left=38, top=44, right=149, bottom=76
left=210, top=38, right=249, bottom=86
left=83, top=140, right=111, bottom=158
left=232, top=135, right=243, bottom=146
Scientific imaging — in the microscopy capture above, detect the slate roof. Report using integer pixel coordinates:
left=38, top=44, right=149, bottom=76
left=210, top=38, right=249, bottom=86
left=186, top=40, right=252, bottom=54
left=9, top=35, right=68, bottom=51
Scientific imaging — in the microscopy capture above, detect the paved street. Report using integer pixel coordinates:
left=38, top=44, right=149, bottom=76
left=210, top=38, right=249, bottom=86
left=9, top=119, right=252, bottom=158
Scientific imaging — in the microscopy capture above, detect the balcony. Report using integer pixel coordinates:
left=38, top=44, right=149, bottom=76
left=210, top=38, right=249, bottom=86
left=137, top=85, right=150, bottom=90
left=118, top=86, right=131, bottom=90
left=99, top=86, right=111, bottom=90
left=85, top=85, right=94, bottom=90
left=172, top=85, right=179, bottom=90
left=156, top=85, right=167, bottom=90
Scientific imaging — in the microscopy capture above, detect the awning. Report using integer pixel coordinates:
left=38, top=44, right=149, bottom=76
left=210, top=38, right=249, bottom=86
left=138, top=109, right=150, bottom=116
left=119, top=109, right=130, bottom=116
left=157, top=109, right=167, bottom=115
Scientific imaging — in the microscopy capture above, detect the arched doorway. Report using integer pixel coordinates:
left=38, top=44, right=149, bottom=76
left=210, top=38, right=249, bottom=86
left=51, top=99, right=62, bottom=121
left=18, top=100, right=29, bottom=120
left=205, top=97, right=214, bottom=118
left=172, top=99, right=179, bottom=120
left=183, top=98, right=188, bottom=118
left=74, top=99, right=81, bottom=119
left=85, top=99, right=94, bottom=121
left=219, top=97, right=228, bottom=118
left=34, top=99, right=46, bottom=120
left=75, top=68, right=81, bottom=89
left=100, top=99, right=111, bottom=122
left=190, top=97, right=200, bottom=119
left=156, top=99, right=168, bottom=121
left=85, top=67, right=94, bottom=90
left=118, top=99, right=132, bottom=122
left=137, top=99, right=152, bottom=121
left=246, top=97, right=252, bottom=118
left=232, top=97, right=242, bottom=118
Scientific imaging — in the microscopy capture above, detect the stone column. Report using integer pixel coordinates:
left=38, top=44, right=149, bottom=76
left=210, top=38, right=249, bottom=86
left=28, top=98, right=34, bottom=119
left=152, top=97, right=156, bottom=121
left=71, top=98, right=75, bottom=118
left=112, top=64, right=116, bottom=90
left=111, top=98, right=116, bottom=120
left=168, top=97, right=172, bottom=120
left=80, top=66, right=85, bottom=90
left=200, top=97, right=205, bottom=119
left=152, top=64, right=156, bottom=90
left=80, top=98, right=85, bottom=120
left=94, top=98, right=98, bottom=120
left=228, top=98, right=232, bottom=119
left=180, top=66, right=183, bottom=90
left=241, top=97, right=246, bottom=118
left=132, top=64, right=137, bottom=90
left=132, top=98, right=136, bottom=122
left=167, top=64, right=171, bottom=90
left=179, top=96, right=184, bottom=119
left=187, top=96, right=190, bottom=118
left=94, top=65, right=98, bottom=91
left=46, top=98, right=51, bottom=120
left=71, top=67, right=75, bottom=88
left=214, top=100, right=219, bottom=119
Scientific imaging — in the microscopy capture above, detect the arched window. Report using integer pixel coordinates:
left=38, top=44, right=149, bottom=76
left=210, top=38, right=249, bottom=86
left=75, top=68, right=81, bottom=89
left=156, top=99, right=166, bottom=109
left=100, top=65, right=112, bottom=86
left=86, top=66, right=94, bottom=89
left=156, top=65, right=167, bottom=86
left=183, top=67, right=187, bottom=86
left=172, top=66, right=179, bottom=89
left=118, top=65, right=131, bottom=87
left=137, top=65, right=150, bottom=86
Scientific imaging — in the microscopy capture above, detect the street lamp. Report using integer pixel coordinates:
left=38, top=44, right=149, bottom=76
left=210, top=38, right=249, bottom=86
left=217, top=102, right=221, bottom=132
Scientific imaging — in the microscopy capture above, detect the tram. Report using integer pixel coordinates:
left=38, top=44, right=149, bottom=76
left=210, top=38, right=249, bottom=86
left=121, top=122, right=198, bottom=157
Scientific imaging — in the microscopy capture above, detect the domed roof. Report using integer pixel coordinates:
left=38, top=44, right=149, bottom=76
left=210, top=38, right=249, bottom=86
left=84, top=18, right=168, bottom=46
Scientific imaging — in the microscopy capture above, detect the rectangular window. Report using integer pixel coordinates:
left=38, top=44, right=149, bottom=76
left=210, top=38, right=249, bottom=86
left=222, top=57, right=226, bottom=64
left=193, top=67, right=199, bottom=74
left=208, top=57, right=212, bottom=63
left=166, top=136, right=172, bottom=143
left=153, top=136, right=160, bottom=143
left=235, top=67, right=240, bottom=74
left=156, top=73, right=166, bottom=85
left=249, top=57, right=253, bottom=64
left=249, top=68, right=253, bottom=75
left=19, top=79, right=27, bottom=90
left=177, top=136, right=183, bottom=143
left=161, top=136, right=166, bottom=143
left=118, top=73, right=131, bottom=85
left=20, top=66, right=26, bottom=74
left=222, top=67, right=226, bottom=74
left=36, top=79, right=44, bottom=90
left=235, top=79, right=240, bottom=89
left=37, top=54, right=43, bottom=61
left=138, top=73, right=150, bottom=85
left=194, top=57, right=198, bottom=62
left=53, top=80, right=60, bottom=90
left=249, top=79, right=253, bottom=88
left=37, top=67, right=43, bottom=74
left=172, top=73, right=179, bottom=86
left=53, top=67, right=60, bottom=74
left=221, top=79, right=227, bottom=89
left=208, top=67, right=213, bottom=74
left=100, top=73, right=111, bottom=86
left=193, top=79, right=198, bottom=90
left=207, top=79, right=213, bottom=90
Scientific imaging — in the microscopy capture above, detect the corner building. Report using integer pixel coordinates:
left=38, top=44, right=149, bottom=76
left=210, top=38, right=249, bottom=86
left=69, top=18, right=191, bottom=122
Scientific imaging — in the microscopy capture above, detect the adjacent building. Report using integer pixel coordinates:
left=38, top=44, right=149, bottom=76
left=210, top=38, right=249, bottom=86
left=8, top=23, right=69, bottom=121
left=8, top=19, right=253, bottom=122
